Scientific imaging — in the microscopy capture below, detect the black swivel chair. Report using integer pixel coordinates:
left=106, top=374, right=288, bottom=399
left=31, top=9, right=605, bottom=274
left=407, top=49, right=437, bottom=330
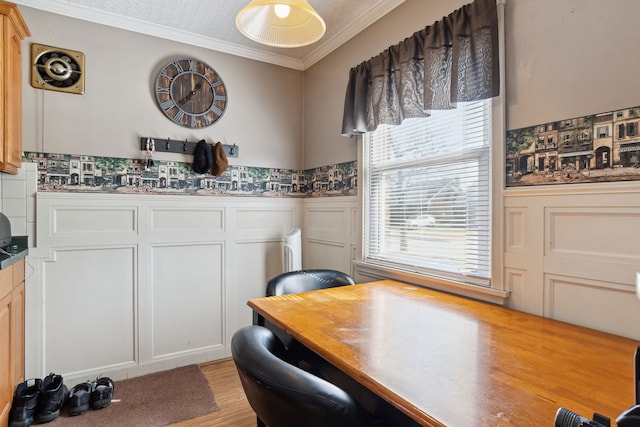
left=231, top=325, right=376, bottom=427
left=258, top=269, right=356, bottom=350
left=266, top=269, right=355, bottom=297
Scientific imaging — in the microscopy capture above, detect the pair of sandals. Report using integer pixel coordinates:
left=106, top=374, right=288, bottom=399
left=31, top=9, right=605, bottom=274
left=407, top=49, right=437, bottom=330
left=67, top=377, right=114, bottom=416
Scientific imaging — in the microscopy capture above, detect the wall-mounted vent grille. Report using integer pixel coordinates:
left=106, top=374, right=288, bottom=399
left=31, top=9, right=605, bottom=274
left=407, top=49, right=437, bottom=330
left=31, top=43, right=85, bottom=95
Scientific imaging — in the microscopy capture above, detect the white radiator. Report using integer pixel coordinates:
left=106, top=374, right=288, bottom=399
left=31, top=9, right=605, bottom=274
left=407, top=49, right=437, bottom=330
left=284, top=228, right=302, bottom=272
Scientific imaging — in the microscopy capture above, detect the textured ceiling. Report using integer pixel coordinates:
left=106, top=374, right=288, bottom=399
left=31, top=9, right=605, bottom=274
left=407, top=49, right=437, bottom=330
left=13, top=0, right=405, bottom=70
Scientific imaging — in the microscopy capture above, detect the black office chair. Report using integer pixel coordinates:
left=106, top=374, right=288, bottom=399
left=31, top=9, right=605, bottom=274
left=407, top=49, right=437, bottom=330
left=231, top=325, right=376, bottom=427
left=258, top=269, right=356, bottom=351
left=266, top=269, right=355, bottom=297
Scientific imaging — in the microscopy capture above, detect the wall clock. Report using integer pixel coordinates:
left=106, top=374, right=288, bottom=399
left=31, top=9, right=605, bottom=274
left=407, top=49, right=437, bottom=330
left=154, top=57, right=227, bottom=128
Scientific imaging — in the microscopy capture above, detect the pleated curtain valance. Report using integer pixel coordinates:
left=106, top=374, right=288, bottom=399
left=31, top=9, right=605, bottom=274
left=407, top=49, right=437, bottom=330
left=341, top=0, right=500, bottom=136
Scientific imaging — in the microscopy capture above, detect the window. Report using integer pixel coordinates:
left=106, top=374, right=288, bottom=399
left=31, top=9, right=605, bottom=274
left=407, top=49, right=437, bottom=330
left=363, top=99, right=492, bottom=287
left=597, top=126, right=609, bottom=138
left=627, top=123, right=636, bottom=136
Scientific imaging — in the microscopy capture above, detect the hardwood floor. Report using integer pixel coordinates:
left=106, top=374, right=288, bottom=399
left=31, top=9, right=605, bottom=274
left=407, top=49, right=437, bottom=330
left=169, top=358, right=256, bottom=427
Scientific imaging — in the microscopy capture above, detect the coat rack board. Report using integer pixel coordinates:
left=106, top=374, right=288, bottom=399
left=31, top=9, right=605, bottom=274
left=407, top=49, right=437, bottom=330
left=139, top=137, right=239, bottom=158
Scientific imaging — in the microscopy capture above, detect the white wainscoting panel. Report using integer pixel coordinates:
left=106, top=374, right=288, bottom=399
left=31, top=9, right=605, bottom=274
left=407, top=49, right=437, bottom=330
left=503, top=267, right=530, bottom=312
left=52, top=206, right=137, bottom=235
left=40, top=198, right=139, bottom=247
left=546, top=207, right=640, bottom=269
left=233, top=240, right=285, bottom=325
left=545, top=275, right=640, bottom=338
left=302, top=197, right=358, bottom=274
left=306, top=239, right=350, bottom=273
left=235, top=208, right=297, bottom=231
left=42, top=246, right=136, bottom=376
left=505, top=207, right=526, bottom=253
left=149, top=207, right=225, bottom=233
left=27, top=193, right=302, bottom=383
left=149, top=242, right=224, bottom=359
left=504, top=183, right=640, bottom=340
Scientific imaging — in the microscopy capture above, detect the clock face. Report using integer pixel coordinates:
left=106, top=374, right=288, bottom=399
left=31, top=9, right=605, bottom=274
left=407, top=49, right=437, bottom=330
left=155, top=58, right=227, bottom=128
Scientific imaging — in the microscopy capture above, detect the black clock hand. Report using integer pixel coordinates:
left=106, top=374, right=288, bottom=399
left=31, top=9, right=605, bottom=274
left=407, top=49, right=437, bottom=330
left=178, top=81, right=203, bottom=107
left=178, top=91, right=194, bottom=107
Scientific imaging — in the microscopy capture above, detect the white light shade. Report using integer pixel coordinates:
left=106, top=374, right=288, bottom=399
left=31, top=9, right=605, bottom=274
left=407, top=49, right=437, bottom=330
left=236, top=0, right=326, bottom=48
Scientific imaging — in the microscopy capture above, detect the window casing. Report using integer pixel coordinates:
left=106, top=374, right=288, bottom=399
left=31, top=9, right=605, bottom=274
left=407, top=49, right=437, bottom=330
left=362, top=99, right=493, bottom=287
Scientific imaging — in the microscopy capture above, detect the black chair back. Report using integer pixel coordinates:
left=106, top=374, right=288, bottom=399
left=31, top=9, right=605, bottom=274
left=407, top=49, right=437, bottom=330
left=231, top=325, right=371, bottom=427
left=266, top=269, right=355, bottom=296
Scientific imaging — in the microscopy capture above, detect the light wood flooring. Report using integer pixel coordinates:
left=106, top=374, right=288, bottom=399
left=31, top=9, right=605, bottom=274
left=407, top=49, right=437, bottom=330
left=169, top=358, right=256, bottom=427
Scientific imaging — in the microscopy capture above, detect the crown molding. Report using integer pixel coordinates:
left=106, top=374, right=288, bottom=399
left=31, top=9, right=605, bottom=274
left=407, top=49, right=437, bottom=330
left=302, top=0, right=406, bottom=69
left=12, top=0, right=303, bottom=69
left=14, top=0, right=405, bottom=70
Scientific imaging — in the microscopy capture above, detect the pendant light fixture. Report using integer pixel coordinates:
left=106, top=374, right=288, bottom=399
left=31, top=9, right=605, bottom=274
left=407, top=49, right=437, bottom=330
left=236, top=0, right=326, bottom=48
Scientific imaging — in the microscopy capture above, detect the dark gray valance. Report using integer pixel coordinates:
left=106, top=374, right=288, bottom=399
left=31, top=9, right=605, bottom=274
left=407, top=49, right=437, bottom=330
left=341, top=0, right=499, bottom=136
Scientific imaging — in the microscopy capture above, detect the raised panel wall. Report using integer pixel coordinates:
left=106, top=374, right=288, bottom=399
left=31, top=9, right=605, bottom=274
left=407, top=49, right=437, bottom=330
left=302, top=197, right=358, bottom=277
left=24, top=183, right=640, bottom=380
left=149, top=242, right=224, bottom=359
left=26, top=193, right=302, bottom=383
left=544, top=275, right=640, bottom=338
left=42, top=246, right=136, bottom=376
left=234, top=240, right=285, bottom=326
left=504, top=184, right=640, bottom=340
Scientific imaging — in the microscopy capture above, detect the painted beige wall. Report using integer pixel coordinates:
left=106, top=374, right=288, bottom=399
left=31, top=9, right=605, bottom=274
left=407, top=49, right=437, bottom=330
left=505, top=0, right=640, bottom=130
left=304, top=0, right=640, bottom=167
left=20, top=6, right=304, bottom=169
left=23, top=0, right=640, bottom=171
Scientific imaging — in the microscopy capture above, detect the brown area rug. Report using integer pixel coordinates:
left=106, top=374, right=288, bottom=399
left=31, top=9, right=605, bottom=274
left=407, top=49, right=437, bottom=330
left=50, top=364, right=219, bottom=427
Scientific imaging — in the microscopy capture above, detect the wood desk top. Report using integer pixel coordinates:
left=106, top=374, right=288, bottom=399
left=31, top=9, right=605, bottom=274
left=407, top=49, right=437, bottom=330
left=248, top=280, right=639, bottom=426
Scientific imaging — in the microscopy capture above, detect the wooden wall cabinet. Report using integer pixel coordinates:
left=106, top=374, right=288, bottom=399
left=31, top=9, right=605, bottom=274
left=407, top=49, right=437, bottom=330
left=0, top=259, right=25, bottom=427
left=0, top=1, right=30, bottom=174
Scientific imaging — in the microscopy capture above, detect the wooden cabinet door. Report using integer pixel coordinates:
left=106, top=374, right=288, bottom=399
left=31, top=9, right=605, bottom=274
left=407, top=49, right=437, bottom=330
left=0, top=1, right=30, bottom=175
left=11, top=279, right=25, bottom=386
left=0, top=292, right=12, bottom=427
left=1, top=14, right=23, bottom=174
left=0, top=17, right=5, bottom=170
left=0, top=261, right=26, bottom=426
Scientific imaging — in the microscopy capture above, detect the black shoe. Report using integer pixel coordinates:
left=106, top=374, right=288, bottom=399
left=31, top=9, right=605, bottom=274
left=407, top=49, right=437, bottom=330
left=90, top=377, right=114, bottom=410
left=67, top=382, right=92, bottom=416
left=35, top=373, right=68, bottom=424
left=8, top=379, right=42, bottom=427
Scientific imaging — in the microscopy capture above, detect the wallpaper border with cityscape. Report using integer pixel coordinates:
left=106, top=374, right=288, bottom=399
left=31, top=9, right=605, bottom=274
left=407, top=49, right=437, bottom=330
left=23, top=152, right=357, bottom=198
left=506, top=104, right=640, bottom=187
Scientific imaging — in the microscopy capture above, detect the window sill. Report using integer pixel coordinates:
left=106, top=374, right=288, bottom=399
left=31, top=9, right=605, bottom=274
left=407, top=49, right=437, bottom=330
left=353, top=261, right=509, bottom=305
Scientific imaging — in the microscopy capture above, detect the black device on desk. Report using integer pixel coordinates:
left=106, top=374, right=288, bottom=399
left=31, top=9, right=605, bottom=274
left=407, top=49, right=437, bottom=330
left=616, top=345, right=640, bottom=427
left=555, top=345, right=640, bottom=427
left=0, top=212, right=11, bottom=248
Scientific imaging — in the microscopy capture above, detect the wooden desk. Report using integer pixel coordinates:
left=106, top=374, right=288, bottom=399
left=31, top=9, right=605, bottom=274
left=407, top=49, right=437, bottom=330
left=248, top=280, right=639, bottom=426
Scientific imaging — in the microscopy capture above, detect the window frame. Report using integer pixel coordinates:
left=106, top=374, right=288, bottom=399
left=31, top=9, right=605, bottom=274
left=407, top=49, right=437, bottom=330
left=353, top=0, right=507, bottom=305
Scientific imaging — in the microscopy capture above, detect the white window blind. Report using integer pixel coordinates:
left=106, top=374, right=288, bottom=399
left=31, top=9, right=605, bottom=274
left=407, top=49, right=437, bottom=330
left=363, top=99, right=492, bottom=287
